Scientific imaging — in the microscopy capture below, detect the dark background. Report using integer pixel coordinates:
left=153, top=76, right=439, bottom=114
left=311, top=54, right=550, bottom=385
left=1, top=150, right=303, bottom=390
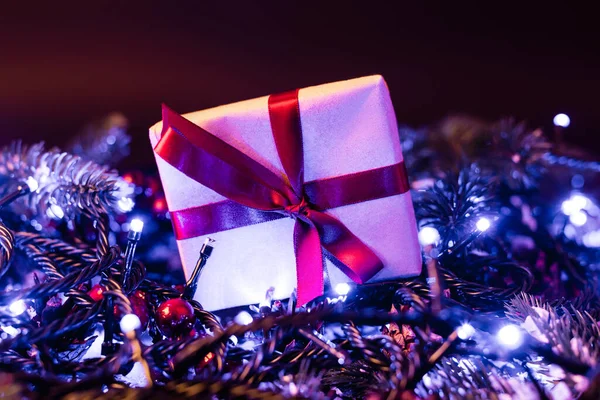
left=1, top=2, right=598, bottom=169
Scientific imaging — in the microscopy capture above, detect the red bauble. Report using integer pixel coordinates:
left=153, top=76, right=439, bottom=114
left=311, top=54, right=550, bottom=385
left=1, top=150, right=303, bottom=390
left=152, top=197, right=168, bottom=213
left=110, top=290, right=150, bottom=331
left=156, top=298, right=196, bottom=338
left=88, top=284, right=106, bottom=302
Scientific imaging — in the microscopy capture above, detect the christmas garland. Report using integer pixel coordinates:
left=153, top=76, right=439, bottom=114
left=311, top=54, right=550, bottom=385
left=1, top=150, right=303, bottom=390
left=0, top=114, right=598, bottom=399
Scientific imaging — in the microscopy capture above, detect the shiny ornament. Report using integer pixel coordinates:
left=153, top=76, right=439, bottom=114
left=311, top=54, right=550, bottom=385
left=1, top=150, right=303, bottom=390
left=155, top=298, right=196, bottom=338
left=111, top=290, right=150, bottom=331
left=88, top=284, right=106, bottom=302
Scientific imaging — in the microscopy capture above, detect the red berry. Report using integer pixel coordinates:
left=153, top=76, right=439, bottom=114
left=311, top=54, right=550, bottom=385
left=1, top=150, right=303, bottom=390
left=156, top=298, right=196, bottom=338
left=88, top=285, right=106, bottom=302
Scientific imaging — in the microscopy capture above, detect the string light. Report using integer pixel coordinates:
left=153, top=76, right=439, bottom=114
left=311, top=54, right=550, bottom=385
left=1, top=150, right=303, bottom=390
left=103, top=217, right=144, bottom=356
left=25, top=176, right=39, bottom=192
left=476, top=217, right=491, bottom=232
left=457, top=323, right=476, bottom=340
left=418, top=226, right=440, bottom=247
left=234, top=311, right=253, bottom=325
left=119, top=314, right=152, bottom=388
left=1, top=325, right=19, bottom=337
left=0, top=177, right=39, bottom=208
left=48, top=204, right=65, bottom=219
left=553, top=113, right=571, bottom=128
left=183, top=238, right=215, bottom=300
left=560, top=193, right=594, bottom=230
left=129, top=218, right=144, bottom=234
left=122, top=218, right=144, bottom=286
left=497, top=324, right=524, bottom=350
left=334, top=282, right=351, bottom=296
left=9, top=300, right=27, bottom=316
left=438, top=216, right=495, bottom=260
left=583, top=230, right=600, bottom=248
left=561, top=194, right=589, bottom=215
left=120, top=314, right=142, bottom=334
left=118, top=197, right=135, bottom=212
left=569, top=211, right=588, bottom=227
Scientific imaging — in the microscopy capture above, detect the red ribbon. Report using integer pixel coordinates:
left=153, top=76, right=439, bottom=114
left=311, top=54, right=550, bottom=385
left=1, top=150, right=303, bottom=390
left=155, top=90, right=410, bottom=305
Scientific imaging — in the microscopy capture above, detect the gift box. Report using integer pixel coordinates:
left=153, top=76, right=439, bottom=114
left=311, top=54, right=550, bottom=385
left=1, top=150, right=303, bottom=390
left=149, top=75, right=421, bottom=311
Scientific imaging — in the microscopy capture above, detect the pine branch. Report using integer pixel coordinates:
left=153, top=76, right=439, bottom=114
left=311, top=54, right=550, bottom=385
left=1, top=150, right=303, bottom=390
left=0, top=141, right=133, bottom=220
left=414, top=164, right=497, bottom=249
left=66, top=112, right=131, bottom=167
left=484, top=118, right=552, bottom=191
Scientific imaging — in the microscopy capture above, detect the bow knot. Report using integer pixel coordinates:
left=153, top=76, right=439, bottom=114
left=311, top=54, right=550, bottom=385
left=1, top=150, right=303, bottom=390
left=283, top=197, right=311, bottom=220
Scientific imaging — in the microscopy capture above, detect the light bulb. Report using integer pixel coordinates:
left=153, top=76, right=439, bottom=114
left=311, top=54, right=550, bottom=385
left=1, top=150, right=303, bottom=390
left=553, top=113, right=570, bottom=128
left=561, top=200, right=575, bottom=215
left=234, top=311, right=253, bottom=325
left=457, top=323, right=476, bottom=340
left=118, top=197, right=135, bottom=212
left=119, top=313, right=142, bottom=333
left=129, top=218, right=144, bottom=233
left=49, top=204, right=65, bottom=219
left=570, top=194, right=588, bottom=210
left=418, top=226, right=440, bottom=246
left=1, top=325, right=19, bottom=337
left=569, top=211, right=587, bottom=227
left=562, top=194, right=590, bottom=216
left=334, top=282, right=351, bottom=296
left=497, top=324, right=523, bottom=350
left=476, top=217, right=491, bottom=232
left=9, top=300, right=27, bottom=316
left=25, top=176, right=39, bottom=192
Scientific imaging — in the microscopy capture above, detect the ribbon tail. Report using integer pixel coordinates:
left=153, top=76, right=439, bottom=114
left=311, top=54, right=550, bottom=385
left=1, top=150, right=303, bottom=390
left=293, top=219, right=324, bottom=306
left=309, top=210, right=383, bottom=284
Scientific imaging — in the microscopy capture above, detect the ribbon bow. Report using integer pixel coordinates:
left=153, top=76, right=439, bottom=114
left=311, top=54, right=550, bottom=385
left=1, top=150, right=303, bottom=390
left=154, top=90, right=410, bottom=305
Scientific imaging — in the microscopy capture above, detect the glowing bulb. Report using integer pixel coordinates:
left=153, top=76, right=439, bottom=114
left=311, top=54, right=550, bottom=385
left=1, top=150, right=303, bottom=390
left=119, top=313, right=142, bottom=333
left=553, top=113, right=570, bottom=128
left=118, top=197, right=135, bottom=212
left=129, top=218, right=144, bottom=233
left=497, top=324, right=523, bottom=349
left=335, top=282, right=351, bottom=296
left=234, top=311, right=253, bottom=325
left=25, top=176, right=39, bottom=192
left=561, top=200, right=575, bottom=215
left=569, top=211, right=587, bottom=227
left=570, top=194, right=588, bottom=210
left=1, top=325, right=19, bottom=337
left=562, top=194, right=590, bottom=216
left=418, top=226, right=440, bottom=246
left=9, top=300, right=27, bottom=316
left=583, top=230, right=600, bottom=248
left=476, top=217, right=491, bottom=232
left=49, top=204, right=65, bottom=219
left=457, top=323, right=476, bottom=340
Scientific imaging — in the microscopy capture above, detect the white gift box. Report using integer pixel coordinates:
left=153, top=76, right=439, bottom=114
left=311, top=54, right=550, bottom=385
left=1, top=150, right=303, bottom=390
left=149, top=75, right=421, bottom=311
